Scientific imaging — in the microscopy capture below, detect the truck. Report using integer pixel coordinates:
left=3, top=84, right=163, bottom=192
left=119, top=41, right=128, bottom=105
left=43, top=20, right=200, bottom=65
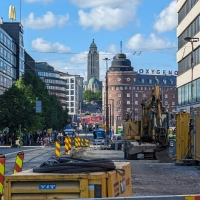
left=123, top=85, right=170, bottom=160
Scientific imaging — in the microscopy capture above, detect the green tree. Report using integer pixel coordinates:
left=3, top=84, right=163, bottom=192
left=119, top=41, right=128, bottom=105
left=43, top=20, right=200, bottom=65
left=83, top=90, right=95, bottom=102
left=0, top=78, right=44, bottom=143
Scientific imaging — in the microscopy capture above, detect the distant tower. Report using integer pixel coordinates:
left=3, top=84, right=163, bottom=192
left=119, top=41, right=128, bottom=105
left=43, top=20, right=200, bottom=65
left=87, top=39, right=99, bottom=82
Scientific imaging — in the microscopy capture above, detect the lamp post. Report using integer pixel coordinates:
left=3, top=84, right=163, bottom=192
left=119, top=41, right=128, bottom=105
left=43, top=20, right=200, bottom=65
left=184, top=36, right=199, bottom=157
left=184, top=37, right=199, bottom=108
left=103, top=58, right=111, bottom=146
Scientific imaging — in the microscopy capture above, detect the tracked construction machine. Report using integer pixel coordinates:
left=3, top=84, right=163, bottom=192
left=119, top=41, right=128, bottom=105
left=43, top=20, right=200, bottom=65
left=123, top=85, right=170, bottom=160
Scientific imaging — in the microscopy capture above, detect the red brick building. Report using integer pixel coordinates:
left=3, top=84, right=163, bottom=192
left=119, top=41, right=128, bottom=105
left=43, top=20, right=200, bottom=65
left=103, top=53, right=177, bottom=134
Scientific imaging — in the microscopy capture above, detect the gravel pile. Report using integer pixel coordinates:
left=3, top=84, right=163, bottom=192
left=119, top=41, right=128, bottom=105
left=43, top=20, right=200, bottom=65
left=73, top=148, right=200, bottom=196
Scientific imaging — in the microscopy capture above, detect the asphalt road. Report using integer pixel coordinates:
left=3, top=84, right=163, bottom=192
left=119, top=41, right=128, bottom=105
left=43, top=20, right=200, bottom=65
left=1, top=146, right=65, bottom=175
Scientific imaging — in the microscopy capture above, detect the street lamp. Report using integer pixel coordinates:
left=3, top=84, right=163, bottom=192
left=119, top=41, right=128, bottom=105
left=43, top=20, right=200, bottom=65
left=184, top=36, right=199, bottom=157
left=184, top=37, right=199, bottom=108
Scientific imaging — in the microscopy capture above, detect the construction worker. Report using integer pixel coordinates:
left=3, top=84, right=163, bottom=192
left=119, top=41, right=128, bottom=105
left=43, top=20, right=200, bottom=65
left=168, top=128, right=174, bottom=139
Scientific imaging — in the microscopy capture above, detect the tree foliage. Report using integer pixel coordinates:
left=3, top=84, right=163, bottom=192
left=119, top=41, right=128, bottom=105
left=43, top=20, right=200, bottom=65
left=0, top=72, right=70, bottom=137
left=83, top=90, right=102, bottom=104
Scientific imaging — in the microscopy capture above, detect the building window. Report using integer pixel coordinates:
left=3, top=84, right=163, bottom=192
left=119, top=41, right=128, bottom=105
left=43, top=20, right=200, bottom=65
left=135, top=108, right=138, bottom=113
left=141, top=87, right=143, bottom=90
left=127, top=93, right=130, bottom=97
left=117, top=100, right=121, bottom=105
left=133, top=87, right=135, bottom=90
left=149, top=79, right=152, bottom=83
left=163, top=79, right=167, bottom=84
left=70, top=108, right=74, bottom=113
left=109, top=94, right=112, bottom=97
left=70, top=78, right=74, bottom=83
left=117, top=116, right=121, bottom=120
left=172, top=101, right=175, bottom=106
left=125, top=86, right=128, bottom=90
left=165, top=94, right=168, bottom=98
left=70, top=102, right=74, bottom=107
left=141, top=79, right=144, bottom=83
left=165, top=101, right=168, bottom=106
left=70, top=96, right=74, bottom=101
left=116, top=87, right=119, bottom=90
left=137, top=87, right=139, bottom=90
left=71, top=84, right=74, bottom=89
left=120, top=86, right=123, bottom=90
left=70, top=90, right=74, bottom=95
left=129, top=87, right=132, bottom=90
left=127, top=101, right=130, bottom=104
left=117, top=107, right=121, bottom=112
left=142, top=94, right=146, bottom=98
left=135, top=93, right=138, bottom=97
left=135, top=101, right=138, bottom=105
left=127, top=108, right=130, bottom=111
left=111, top=86, right=115, bottom=90
left=144, top=87, right=147, bottom=90
left=172, top=94, right=175, bottom=98
left=117, top=93, right=121, bottom=97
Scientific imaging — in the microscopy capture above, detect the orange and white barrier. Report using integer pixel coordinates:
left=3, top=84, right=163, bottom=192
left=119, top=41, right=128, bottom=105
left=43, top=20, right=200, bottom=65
left=55, top=140, right=61, bottom=157
left=0, top=154, right=5, bottom=195
left=13, top=151, right=24, bottom=174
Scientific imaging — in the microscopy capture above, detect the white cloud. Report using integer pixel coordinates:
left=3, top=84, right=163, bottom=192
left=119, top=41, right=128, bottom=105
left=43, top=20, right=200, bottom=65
left=32, top=38, right=71, bottom=53
left=153, top=0, right=177, bottom=33
left=106, top=44, right=119, bottom=54
left=23, top=12, right=69, bottom=29
left=24, top=0, right=54, bottom=4
left=70, top=0, right=141, bottom=31
left=126, top=33, right=176, bottom=51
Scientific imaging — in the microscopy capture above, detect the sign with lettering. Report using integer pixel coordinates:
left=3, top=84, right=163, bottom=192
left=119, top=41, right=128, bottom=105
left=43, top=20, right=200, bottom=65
left=39, top=184, right=56, bottom=190
left=139, top=69, right=178, bottom=76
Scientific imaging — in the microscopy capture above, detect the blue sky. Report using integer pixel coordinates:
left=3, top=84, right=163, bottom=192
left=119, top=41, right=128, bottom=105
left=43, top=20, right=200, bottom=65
left=1, top=0, right=177, bottom=81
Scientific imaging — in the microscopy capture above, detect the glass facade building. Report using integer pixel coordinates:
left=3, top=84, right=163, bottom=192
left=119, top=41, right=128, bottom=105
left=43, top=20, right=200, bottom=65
left=0, top=27, right=17, bottom=94
left=177, top=0, right=200, bottom=111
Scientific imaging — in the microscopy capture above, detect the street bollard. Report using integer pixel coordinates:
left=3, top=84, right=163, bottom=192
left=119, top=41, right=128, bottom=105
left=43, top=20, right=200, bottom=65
left=13, top=151, right=24, bottom=174
left=0, top=154, right=5, bottom=195
left=55, top=140, right=61, bottom=157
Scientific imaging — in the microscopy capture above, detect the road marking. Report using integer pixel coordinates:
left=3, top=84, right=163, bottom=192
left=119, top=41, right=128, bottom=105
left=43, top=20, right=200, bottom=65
left=4, top=148, right=43, bottom=156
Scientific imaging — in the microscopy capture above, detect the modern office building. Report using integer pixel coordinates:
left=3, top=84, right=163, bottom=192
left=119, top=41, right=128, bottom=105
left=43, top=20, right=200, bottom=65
left=103, top=53, right=178, bottom=134
left=177, top=0, right=200, bottom=111
left=1, top=22, right=25, bottom=79
left=24, top=51, right=35, bottom=74
left=59, top=72, right=84, bottom=118
left=0, top=26, right=17, bottom=95
left=87, top=39, right=99, bottom=82
left=35, top=62, right=67, bottom=110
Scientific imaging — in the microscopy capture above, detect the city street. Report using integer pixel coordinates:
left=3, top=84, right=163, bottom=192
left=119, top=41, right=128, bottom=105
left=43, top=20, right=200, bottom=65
left=1, top=146, right=64, bottom=175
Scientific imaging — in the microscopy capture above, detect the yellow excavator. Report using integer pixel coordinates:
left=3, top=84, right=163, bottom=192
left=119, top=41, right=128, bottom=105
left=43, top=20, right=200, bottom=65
left=123, top=85, right=170, bottom=160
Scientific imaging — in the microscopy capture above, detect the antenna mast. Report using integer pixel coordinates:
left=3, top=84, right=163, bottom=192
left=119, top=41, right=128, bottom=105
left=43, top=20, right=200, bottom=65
left=120, top=41, right=122, bottom=53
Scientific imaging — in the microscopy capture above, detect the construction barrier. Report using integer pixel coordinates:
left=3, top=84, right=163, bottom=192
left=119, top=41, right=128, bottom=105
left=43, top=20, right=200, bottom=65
left=85, top=138, right=89, bottom=147
left=55, top=140, right=61, bottom=157
left=13, top=151, right=24, bottom=174
left=78, top=137, right=81, bottom=147
left=73, top=195, right=200, bottom=200
left=0, top=154, right=5, bottom=195
left=64, top=137, right=69, bottom=153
